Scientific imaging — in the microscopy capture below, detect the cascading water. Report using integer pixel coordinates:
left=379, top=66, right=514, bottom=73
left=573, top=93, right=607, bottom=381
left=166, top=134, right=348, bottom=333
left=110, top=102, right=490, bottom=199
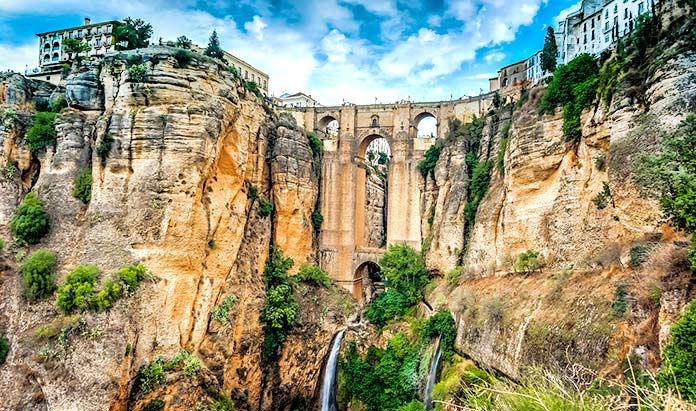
left=424, top=336, right=442, bottom=411
left=320, top=330, right=345, bottom=411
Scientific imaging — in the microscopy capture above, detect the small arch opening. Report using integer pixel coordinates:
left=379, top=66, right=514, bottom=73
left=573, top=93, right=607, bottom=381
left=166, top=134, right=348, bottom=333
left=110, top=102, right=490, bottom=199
left=415, top=113, right=437, bottom=138
left=354, top=261, right=383, bottom=302
left=371, top=115, right=379, bottom=128
left=318, top=115, right=339, bottom=137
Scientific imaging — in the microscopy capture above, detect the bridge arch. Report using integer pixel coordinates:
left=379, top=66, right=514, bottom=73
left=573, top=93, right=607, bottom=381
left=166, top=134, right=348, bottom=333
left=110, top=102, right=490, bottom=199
left=414, top=111, right=438, bottom=138
left=318, top=114, right=339, bottom=137
left=353, top=260, right=382, bottom=302
left=355, top=133, right=391, bottom=250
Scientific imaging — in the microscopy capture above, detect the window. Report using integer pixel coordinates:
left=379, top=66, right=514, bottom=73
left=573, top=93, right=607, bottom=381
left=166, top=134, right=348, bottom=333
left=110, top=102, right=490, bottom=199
left=106, top=35, right=111, bottom=44
left=43, top=54, right=50, bottom=62
left=584, top=22, right=587, bottom=31
left=592, top=31, right=595, bottom=40
left=46, top=76, right=50, bottom=80
left=638, top=2, right=644, bottom=13
left=371, top=117, right=379, bottom=128
left=584, top=34, right=587, bottom=44
left=592, top=19, right=595, bottom=28
left=605, top=34, right=610, bottom=42
left=605, top=10, right=609, bottom=18
left=77, top=30, right=82, bottom=37
left=52, top=53, right=59, bottom=61
left=614, top=4, right=618, bottom=13
left=95, top=38, right=101, bottom=46
left=624, top=8, right=628, bottom=18
left=97, top=27, right=102, bottom=35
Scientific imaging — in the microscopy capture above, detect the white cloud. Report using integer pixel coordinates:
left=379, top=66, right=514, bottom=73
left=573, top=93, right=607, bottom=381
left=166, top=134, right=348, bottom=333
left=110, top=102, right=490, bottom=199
left=244, top=16, right=267, bottom=41
left=555, top=1, right=582, bottom=24
left=0, top=43, right=38, bottom=72
left=484, top=50, right=506, bottom=63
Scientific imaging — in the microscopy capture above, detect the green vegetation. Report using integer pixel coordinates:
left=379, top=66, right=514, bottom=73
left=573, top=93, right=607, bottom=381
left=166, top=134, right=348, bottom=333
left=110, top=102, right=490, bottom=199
left=175, top=35, right=192, bottom=49
left=50, top=97, right=68, bottom=113
left=20, top=249, right=57, bottom=301
left=210, top=392, right=236, bottom=411
left=512, top=250, right=543, bottom=273
left=635, top=114, right=696, bottom=270
left=1, top=107, right=20, bottom=131
left=592, top=182, right=612, bottom=210
left=496, top=122, right=511, bottom=175
left=658, top=298, right=696, bottom=401
left=97, top=133, right=114, bottom=162
left=73, top=168, right=92, bottom=203
left=142, top=400, right=165, bottom=411
left=464, top=157, right=492, bottom=234
left=417, top=144, right=441, bottom=178
left=243, top=80, right=263, bottom=99
left=61, top=38, right=90, bottom=63
left=311, top=209, right=323, bottom=230
left=211, top=295, right=238, bottom=325
left=629, top=244, right=652, bottom=267
left=295, top=264, right=332, bottom=287
left=204, top=30, right=225, bottom=61
left=114, top=17, right=153, bottom=50
left=611, top=284, right=628, bottom=318
left=541, top=26, right=558, bottom=73
left=10, top=192, right=50, bottom=245
left=340, top=333, right=425, bottom=411
left=364, top=244, right=429, bottom=327
left=56, top=264, right=100, bottom=313
left=0, top=335, right=9, bottom=364
left=57, top=263, right=147, bottom=313
left=133, top=350, right=202, bottom=397
left=538, top=53, right=599, bottom=141
left=257, top=196, right=274, bottom=217
left=173, top=49, right=194, bottom=68
left=422, top=310, right=457, bottom=361
left=260, top=248, right=298, bottom=363
left=128, top=64, right=146, bottom=82
left=2, top=160, right=18, bottom=180
left=307, top=131, right=322, bottom=157
left=26, top=111, right=57, bottom=154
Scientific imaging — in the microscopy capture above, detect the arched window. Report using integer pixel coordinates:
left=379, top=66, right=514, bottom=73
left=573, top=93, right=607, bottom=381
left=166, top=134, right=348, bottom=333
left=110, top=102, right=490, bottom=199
left=52, top=52, right=59, bottom=62
left=43, top=54, right=50, bottom=62
left=371, top=116, right=379, bottom=128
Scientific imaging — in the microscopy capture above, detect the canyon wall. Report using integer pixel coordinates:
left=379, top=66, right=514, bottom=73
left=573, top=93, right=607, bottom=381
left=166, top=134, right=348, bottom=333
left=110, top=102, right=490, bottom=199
left=0, top=48, right=350, bottom=411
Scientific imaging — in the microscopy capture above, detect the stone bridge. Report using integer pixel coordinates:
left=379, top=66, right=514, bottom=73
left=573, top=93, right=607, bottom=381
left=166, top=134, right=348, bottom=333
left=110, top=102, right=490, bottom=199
left=286, top=95, right=494, bottom=299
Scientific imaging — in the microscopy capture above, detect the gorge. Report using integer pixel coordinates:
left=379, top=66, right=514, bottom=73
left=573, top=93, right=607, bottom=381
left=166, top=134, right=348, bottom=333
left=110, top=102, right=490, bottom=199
left=1, top=3, right=696, bottom=410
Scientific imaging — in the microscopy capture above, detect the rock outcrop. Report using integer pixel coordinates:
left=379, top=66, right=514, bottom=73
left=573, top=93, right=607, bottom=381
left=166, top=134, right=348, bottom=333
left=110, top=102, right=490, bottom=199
left=0, top=48, right=349, bottom=411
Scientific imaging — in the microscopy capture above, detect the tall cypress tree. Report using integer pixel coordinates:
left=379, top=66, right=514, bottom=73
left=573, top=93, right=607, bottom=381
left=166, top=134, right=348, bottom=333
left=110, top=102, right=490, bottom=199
left=540, top=26, right=559, bottom=73
left=204, top=30, right=225, bottom=61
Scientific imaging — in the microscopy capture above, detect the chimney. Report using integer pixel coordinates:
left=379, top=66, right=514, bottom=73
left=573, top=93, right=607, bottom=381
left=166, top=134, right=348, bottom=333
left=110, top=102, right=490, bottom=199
left=84, top=17, right=91, bottom=25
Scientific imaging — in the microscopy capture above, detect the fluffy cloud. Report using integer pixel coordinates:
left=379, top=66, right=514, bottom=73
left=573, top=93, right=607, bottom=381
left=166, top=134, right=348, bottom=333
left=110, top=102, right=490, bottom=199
left=0, top=0, right=548, bottom=104
left=0, top=43, right=38, bottom=72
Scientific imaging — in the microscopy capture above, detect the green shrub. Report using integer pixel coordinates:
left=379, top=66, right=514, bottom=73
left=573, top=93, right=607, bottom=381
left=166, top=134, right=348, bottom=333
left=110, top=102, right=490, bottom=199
left=611, top=284, right=628, bottom=318
left=295, top=264, right=332, bottom=287
left=260, top=248, right=297, bottom=363
left=127, top=64, right=146, bottom=82
left=210, top=392, right=236, bottom=411
left=363, top=290, right=410, bottom=327
left=482, top=298, right=505, bottom=324
left=211, top=294, right=238, bottom=325
left=97, top=133, right=114, bottom=162
left=56, top=264, right=100, bottom=313
left=464, top=158, right=492, bottom=231
left=142, top=400, right=165, bottom=411
left=2, top=160, right=19, bottom=180
left=307, top=131, right=322, bottom=157
left=629, top=244, right=652, bottom=267
left=311, top=209, right=323, bottom=230
left=496, top=122, right=511, bottom=176
left=597, top=60, right=623, bottom=108
left=73, top=168, right=92, bottom=203
left=10, top=192, right=50, bottom=245
left=117, top=264, right=147, bottom=292
left=26, top=111, right=57, bottom=154
left=417, top=143, right=441, bottom=178
left=172, top=49, right=193, bottom=68
left=257, top=197, right=274, bottom=217
left=379, top=244, right=429, bottom=305
left=243, top=81, right=263, bottom=99
left=92, top=278, right=123, bottom=312
left=445, top=266, right=463, bottom=286
left=658, top=298, right=696, bottom=401
left=594, top=154, right=606, bottom=171
left=0, top=336, right=8, bottom=364
left=513, top=250, right=543, bottom=273
left=134, top=358, right=166, bottom=395
left=20, top=249, right=57, bottom=300
left=421, top=310, right=457, bottom=361
left=592, top=182, right=612, bottom=210
left=50, top=97, right=68, bottom=113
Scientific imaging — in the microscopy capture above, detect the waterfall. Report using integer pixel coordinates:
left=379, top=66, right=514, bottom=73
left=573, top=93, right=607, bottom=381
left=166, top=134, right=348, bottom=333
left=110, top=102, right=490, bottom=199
left=320, top=330, right=345, bottom=411
left=424, top=336, right=442, bottom=411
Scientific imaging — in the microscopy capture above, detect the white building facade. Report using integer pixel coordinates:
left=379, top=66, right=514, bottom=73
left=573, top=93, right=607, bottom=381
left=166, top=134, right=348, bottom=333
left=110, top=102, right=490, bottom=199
left=277, top=92, right=321, bottom=108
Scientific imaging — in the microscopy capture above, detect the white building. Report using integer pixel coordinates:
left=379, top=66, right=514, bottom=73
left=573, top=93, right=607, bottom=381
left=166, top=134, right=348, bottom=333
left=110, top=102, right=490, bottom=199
left=526, top=50, right=546, bottom=86
left=559, top=0, right=658, bottom=64
left=277, top=92, right=321, bottom=108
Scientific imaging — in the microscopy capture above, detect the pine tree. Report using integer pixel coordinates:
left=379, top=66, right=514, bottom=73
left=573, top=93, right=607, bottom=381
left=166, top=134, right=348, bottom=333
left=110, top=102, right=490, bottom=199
left=204, top=30, right=225, bottom=61
left=540, top=26, right=558, bottom=73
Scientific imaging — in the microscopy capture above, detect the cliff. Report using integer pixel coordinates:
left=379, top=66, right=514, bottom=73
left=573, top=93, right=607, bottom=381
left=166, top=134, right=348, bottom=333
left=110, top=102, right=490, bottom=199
left=423, top=30, right=696, bottom=379
left=0, top=48, right=351, bottom=410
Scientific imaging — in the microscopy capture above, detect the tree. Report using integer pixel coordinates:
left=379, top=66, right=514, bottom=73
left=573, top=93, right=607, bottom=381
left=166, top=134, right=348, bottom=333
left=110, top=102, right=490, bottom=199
left=20, top=249, right=57, bottom=301
left=658, top=299, right=696, bottom=401
left=114, top=17, right=153, bottom=50
left=204, top=30, right=225, bottom=61
left=379, top=244, right=430, bottom=305
left=10, top=192, right=50, bottom=245
left=175, top=35, right=192, bottom=49
left=540, top=26, right=558, bottom=73
left=61, top=38, right=90, bottom=64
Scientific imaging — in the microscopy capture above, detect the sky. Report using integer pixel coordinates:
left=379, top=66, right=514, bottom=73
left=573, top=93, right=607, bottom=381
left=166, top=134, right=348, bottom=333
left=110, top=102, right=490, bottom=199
left=0, top=0, right=581, bottom=105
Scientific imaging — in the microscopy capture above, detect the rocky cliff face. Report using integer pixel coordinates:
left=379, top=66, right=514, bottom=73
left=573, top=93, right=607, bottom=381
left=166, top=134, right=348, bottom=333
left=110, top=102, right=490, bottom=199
left=363, top=172, right=386, bottom=249
left=423, top=38, right=696, bottom=379
left=0, top=48, right=349, bottom=411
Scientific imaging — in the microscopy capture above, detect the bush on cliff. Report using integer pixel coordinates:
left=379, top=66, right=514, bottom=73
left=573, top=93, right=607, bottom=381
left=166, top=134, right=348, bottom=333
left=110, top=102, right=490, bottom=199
left=10, top=192, right=50, bottom=245
left=0, top=335, right=9, bottom=364
left=56, top=264, right=100, bottom=313
left=260, top=248, right=297, bottom=363
left=422, top=310, right=457, bottom=361
left=294, top=264, right=332, bottom=287
left=26, top=111, right=57, bottom=154
left=73, top=168, right=92, bottom=203
left=658, top=299, right=696, bottom=401
left=20, top=249, right=57, bottom=301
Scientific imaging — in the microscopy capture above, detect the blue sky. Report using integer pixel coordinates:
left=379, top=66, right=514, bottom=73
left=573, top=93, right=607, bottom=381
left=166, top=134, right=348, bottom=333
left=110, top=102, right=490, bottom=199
left=0, top=0, right=580, bottom=105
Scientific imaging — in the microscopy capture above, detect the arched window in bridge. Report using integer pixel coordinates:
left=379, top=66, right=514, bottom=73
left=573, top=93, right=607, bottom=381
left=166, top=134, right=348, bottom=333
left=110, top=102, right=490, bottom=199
left=415, top=113, right=437, bottom=138
left=371, top=115, right=379, bottom=128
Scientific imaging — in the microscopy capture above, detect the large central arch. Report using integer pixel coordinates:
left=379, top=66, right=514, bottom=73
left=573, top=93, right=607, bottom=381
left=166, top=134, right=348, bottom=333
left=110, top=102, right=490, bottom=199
left=355, top=133, right=391, bottom=249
